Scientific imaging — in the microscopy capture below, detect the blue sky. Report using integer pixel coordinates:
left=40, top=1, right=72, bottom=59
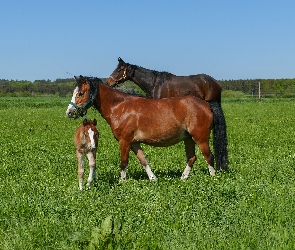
left=1, top=0, right=294, bottom=81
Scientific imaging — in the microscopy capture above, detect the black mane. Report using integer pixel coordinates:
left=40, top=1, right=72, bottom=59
left=131, top=64, right=174, bottom=84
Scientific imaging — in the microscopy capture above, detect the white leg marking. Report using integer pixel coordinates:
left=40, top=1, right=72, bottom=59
left=79, top=179, right=83, bottom=191
left=208, top=165, right=216, bottom=176
left=86, top=152, right=96, bottom=188
left=144, top=165, right=157, bottom=180
left=121, top=166, right=127, bottom=180
left=181, top=164, right=192, bottom=180
left=87, top=167, right=94, bottom=188
left=77, top=152, right=84, bottom=190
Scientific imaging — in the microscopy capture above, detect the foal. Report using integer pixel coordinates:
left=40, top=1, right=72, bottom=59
left=74, top=119, right=99, bottom=190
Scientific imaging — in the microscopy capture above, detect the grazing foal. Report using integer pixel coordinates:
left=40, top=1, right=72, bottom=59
left=74, top=119, right=99, bottom=190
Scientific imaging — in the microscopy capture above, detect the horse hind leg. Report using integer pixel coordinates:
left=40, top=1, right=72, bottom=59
left=198, top=140, right=216, bottom=176
left=131, top=143, right=156, bottom=180
left=181, top=138, right=196, bottom=180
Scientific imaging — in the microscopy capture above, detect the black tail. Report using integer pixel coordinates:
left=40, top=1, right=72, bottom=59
left=209, top=102, right=228, bottom=170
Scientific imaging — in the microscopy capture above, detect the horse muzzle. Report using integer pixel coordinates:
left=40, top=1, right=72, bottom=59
left=66, top=106, right=79, bottom=119
left=106, top=76, right=118, bottom=86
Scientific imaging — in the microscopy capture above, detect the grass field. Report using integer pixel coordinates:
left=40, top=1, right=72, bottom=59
left=0, top=97, right=295, bottom=249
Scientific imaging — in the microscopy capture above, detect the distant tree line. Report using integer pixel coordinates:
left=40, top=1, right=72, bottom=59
left=219, top=78, right=295, bottom=97
left=1, top=78, right=295, bottom=98
left=0, top=78, right=76, bottom=97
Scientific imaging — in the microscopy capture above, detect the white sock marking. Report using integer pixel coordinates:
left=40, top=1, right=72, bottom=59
left=144, top=165, right=157, bottom=180
left=208, top=165, right=216, bottom=176
left=181, top=164, right=191, bottom=180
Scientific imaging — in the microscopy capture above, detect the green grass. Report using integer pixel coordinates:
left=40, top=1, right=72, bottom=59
left=0, top=97, right=295, bottom=249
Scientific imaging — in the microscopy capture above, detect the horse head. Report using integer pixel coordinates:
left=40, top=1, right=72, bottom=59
left=106, top=57, right=137, bottom=86
left=66, top=76, right=98, bottom=119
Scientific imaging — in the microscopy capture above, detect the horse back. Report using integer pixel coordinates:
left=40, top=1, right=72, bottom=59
left=108, top=95, right=213, bottom=146
left=155, top=74, right=222, bottom=103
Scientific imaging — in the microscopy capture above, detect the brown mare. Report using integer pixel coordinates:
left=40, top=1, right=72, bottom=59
left=66, top=76, right=228, bottom=180
left=106, top=57, right=228, bottom=170
left=74, top=119, right=99, bottom=190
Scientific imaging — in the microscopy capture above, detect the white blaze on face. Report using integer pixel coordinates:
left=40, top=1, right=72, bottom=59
left=88, top=128, right=96, bottom=149
left=66, top=87, right=79, bottom=117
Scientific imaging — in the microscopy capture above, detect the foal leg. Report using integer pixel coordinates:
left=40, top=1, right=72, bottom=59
left=86, top=151, right=97, bottom=188
left=76, top=150, right=84, bottom=190
left=131, top=143, right=156, bottom=180
left=181, top=138, right=196, bottom=180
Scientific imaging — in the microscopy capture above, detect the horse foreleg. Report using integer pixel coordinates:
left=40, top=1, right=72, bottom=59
left=76, top=150, right=84, bottom=190
left=181, top=138, right=196, bottom=180
left=198, top=141, right=215, bottom=176
left=119, top=141, right=131, bottom=180
left=131, top=143, right=156, bottom=180
left=86, top=151, right=97, bottom=188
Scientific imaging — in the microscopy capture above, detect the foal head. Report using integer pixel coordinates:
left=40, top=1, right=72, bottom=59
left=66, top=76, right=98, bottom=119
left=81, top=119, right=98, bottom=150
left=106, top=57, right=137, bottom=86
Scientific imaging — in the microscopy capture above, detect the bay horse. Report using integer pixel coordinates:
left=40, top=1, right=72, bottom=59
left=66, top=76, right=228, bottom=181
left=106, top=57, right=228, bottom=170
left=74, top=118, right=99, bottom=190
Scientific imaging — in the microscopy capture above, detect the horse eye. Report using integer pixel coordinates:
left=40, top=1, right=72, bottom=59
left=79, top=92, right=85, bottom=96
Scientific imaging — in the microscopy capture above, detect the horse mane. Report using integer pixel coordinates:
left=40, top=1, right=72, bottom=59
left=152, top=70, right=174, bottom=84
left=127, top=63, right=174, bottom=85
left=76, top=75, right=103, bottom=89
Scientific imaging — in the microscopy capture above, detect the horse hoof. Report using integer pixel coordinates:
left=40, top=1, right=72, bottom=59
left=149, top=175, right=157, bottom=181
left=209, top=168, right=216, bottom=176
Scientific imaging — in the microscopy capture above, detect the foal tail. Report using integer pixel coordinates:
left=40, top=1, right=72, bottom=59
left=209, top=102, right=228, bottom=171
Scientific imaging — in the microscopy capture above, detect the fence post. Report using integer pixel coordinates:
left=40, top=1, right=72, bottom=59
left=258, top=81, right=261, bottom=100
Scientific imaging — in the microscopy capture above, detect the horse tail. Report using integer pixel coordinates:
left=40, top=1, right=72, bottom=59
left=209, top=102, right=228, bottom=171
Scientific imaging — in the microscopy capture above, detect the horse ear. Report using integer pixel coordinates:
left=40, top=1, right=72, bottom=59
left=79, top=75, right=87, bottom=84
left=118, top=57, right=125, bottom=65
left=93, top=118, right=97, bottom=126
left=83, top=119, right=88, bottom=126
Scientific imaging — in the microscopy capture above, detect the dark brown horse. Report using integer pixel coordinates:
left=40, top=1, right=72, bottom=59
left=66, top=76, right=228, bottom=180
left=106, top=57, right=228, bottom=170
left=107, top=57, right=222, bottom=101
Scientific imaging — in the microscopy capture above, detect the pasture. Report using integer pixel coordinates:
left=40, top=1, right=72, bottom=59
left=0, top=97, right=295, bottom=249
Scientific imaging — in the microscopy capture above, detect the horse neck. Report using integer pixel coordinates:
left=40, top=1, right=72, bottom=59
left=131, top=66, right=155, bottom=97
left=93, top=83, right=126, bottom=122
